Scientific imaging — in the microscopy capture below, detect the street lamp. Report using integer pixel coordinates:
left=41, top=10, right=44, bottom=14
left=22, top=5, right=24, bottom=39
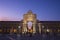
left=18, top=26, right=21, bottom=29
left=18, top=26, right=21, bottom=34
left=42, top=25, right=45, bottom=29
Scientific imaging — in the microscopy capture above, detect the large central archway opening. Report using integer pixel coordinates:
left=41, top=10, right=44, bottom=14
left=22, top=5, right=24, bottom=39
left=27, top=21, right=32, bottom=29
left=27, top=21, right=33, bottom=33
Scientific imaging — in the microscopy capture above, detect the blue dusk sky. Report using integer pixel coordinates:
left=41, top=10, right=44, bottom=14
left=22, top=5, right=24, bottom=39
left=0, top=0, right=60, bottom=21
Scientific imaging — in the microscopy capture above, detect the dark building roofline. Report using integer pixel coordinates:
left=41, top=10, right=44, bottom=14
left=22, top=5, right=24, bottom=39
left=0, top=21, right=60, bottom=23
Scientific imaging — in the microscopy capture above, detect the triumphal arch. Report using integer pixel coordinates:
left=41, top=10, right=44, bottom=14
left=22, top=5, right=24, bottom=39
left=22, top=10, right=41, bottom=34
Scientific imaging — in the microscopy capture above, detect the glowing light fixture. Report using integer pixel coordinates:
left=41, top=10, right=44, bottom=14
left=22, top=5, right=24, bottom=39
left=47, top=29, right=50, bottom=32
left=18, top=26, right=21, bottom=28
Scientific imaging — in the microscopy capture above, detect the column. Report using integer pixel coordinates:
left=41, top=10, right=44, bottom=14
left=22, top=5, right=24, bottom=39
left=22, top=23, right=27, bottom=34
left=33, top=23, right=36, bottom=34
left=38, top=23, right=41, bottom=34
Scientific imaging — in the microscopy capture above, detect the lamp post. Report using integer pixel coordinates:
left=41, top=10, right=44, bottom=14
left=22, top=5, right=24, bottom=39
left=18, top=26, right=21, bottom=34
left=17, top=26, right=21, bottom=40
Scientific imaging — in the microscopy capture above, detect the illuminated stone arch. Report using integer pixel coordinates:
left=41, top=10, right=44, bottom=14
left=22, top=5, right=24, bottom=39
left=22, top=10, right=37, bottom=34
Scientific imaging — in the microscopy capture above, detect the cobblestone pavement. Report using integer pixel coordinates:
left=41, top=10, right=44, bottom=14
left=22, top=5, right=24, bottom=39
left=0, top=34, right=60, bottom=40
